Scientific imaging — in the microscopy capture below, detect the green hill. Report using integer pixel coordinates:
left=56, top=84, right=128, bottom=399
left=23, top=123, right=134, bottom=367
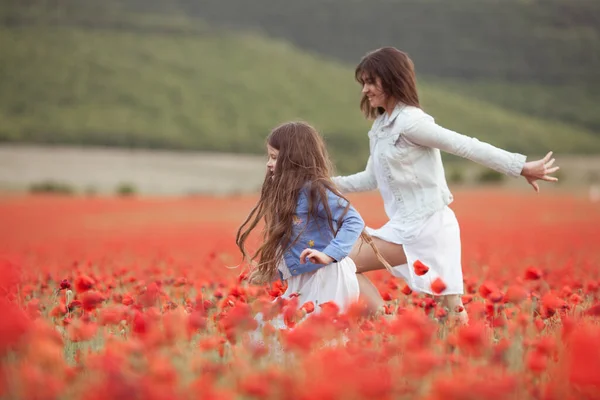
left=151, top=0, right=600, bottom=137
left=3, top=0, right=600, bottom=138
left=202, top=0, right=600, bottom=84
left=427, top=79, right=600, bottom=135
left=1, top=12, right=599, bottom=174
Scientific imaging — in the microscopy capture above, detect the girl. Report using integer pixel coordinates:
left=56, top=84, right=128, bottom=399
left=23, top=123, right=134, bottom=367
left=236, top=121, right=391, bottom=315
left=333, top=47, right=560, bottom=323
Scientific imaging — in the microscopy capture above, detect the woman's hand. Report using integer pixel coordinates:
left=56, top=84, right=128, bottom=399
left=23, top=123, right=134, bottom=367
left=521, top=151, right=560, bottom=192
left=300, top=249, right=334, bottom=265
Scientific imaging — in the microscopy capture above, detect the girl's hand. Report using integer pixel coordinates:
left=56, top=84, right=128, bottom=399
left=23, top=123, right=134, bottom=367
left=300, top=249, right=334, bottom=265
left=520, top=151, right=560, bottom=193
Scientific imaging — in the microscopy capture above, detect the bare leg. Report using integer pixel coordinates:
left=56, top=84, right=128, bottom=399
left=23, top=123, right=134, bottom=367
left=349, top=236, right=468, bottom=322
left=442, top=294, right=468, bottom=325
left=357, top=274, right=385, bottom=312
left=349, top=237, right=408, bottom=313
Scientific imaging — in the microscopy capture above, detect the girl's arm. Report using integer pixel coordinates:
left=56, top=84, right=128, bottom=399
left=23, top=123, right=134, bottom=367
left=403, top=111, right=527, bottom=177
left=319, top=190, right=365, bottom=263
left=332, top=155, right=378, bottom=193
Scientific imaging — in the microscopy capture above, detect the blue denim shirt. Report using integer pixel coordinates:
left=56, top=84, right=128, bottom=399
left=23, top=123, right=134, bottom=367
left=278, top=185, right=364, bottom=279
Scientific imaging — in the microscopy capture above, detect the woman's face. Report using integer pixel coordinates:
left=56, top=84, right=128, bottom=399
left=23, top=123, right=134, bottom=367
left=361, top=73, right=387, bottom=109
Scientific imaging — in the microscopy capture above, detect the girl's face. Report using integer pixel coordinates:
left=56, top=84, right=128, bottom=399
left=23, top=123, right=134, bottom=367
left=361, top=73, right=387, bottom=109
left=266, top=144, right=279, bottom=177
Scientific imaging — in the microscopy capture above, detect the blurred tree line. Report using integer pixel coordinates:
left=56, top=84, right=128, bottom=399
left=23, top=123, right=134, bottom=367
left=6, top=0, right=599, bottom=85
left=126, top=0, right=600, bottom=85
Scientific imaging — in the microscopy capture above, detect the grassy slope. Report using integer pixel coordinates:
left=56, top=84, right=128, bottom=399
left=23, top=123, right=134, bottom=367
left=430, top=79, right=600, bottom=135
left=158, top=0, right=600, bottom=137
left=1, top=16, right=599, bottom=174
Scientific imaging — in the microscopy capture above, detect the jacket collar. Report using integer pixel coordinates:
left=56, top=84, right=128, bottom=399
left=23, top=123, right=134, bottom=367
left=381, top=102, right=406, bottom=127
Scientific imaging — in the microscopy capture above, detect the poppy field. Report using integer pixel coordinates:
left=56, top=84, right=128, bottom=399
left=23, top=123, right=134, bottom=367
left=1, top=189, right=599, bottom=400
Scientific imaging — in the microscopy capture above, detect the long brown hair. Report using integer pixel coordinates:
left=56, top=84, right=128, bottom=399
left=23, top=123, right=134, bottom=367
left=236, top=121, right=393, bottom=284
left=355, top=47, right=420, bottom=119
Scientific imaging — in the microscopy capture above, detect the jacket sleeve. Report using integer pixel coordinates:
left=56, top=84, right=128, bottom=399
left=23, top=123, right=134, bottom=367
left=403, top=110, right=527, bottom=177
left=318, top=189, right=365, bottom=262
left=332, top=155, right=378, bottom=193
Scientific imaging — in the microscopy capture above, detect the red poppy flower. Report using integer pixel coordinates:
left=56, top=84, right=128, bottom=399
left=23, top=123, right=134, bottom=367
left=524, top=267, right=543, bottom=280
left=431, top=278, right=447, bottom=294
left=413, top=260, right=429, bottom=276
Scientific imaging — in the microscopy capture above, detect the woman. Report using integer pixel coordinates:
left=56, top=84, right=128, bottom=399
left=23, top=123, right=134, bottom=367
left=332, top=47, right=559, bottom=322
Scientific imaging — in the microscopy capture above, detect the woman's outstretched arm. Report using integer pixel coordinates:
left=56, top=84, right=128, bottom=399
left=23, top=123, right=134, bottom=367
left=403, top=112, right=559, bottom=191
left=332, top=155, right=378, bottom=193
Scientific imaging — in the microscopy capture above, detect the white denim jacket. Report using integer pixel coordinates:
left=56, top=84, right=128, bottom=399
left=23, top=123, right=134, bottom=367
left=333, top=104, right=527, bottom=224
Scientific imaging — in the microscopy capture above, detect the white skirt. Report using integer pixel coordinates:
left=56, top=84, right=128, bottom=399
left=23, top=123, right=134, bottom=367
left=248, top=258, right=359, bottom=353
left=366, top=206, right=464, bottom=295
left=279, top=257, right=360, bottom=313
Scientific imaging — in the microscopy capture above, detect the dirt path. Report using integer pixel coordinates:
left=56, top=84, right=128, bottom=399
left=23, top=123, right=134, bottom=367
left=1, top=144, right=599, bottom=196
left=0, top=145, right=266, bottom=196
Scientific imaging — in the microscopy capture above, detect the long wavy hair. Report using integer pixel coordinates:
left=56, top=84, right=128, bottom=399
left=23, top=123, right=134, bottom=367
left=236, top=121, right=392, bottom=284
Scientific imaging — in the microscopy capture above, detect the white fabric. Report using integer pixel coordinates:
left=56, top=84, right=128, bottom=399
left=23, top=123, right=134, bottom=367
left=366, top=205, right=464, bottom=295
left=331, top=104, right=526, bottom=295
left=278, top=257, right=292, bottom=281
left=277, top=257, right=359, bottom=312
left=333, top=104, right=526, bottom=224
left=249, top=258, right=359, bottom=356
